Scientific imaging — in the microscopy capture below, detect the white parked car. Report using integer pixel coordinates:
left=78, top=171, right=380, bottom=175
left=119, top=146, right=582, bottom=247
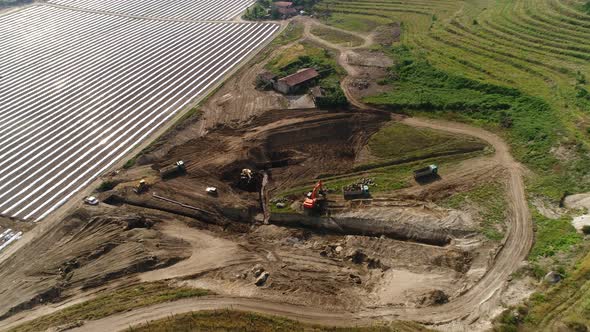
left=206, top=187, right=218, bottom=195
left=84, top=196, right=99, bottom=205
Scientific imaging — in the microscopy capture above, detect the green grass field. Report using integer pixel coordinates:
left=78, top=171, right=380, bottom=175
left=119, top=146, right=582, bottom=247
left=440, top=181, right=507, bottom=241
left=126, top=310, right=431, bottom=332
left=318, top=0, right=590, bottom=205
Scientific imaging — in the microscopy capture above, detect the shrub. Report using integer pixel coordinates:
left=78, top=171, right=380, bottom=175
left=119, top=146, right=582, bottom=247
left=315, top=84, right=348, bottom=109
left=97, top=181, right=117, bottom=192
left=582, top=225, right=590, bottom=235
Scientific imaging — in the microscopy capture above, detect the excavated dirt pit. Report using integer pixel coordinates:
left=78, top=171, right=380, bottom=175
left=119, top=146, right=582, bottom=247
left=0, top=110, right=504, bottom=320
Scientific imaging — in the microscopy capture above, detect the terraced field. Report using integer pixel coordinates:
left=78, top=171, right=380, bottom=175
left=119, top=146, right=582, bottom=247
left=47, top=0, right=255, bottom=20
left=0, top=5, right=277, bottom=221
left=317, top=0, right=590, bottom=328
left=320, top=0, right=590, bottom=129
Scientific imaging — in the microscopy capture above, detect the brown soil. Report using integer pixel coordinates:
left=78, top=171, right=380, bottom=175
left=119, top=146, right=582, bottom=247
left=0, top=16, right=532, bottom=332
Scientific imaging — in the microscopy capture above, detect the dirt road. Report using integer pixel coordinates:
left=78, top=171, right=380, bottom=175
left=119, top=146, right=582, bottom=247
left=68, top=297, right=357, bottom=332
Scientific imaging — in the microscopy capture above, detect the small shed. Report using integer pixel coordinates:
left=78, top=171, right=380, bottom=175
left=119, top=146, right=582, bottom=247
left=274, top=68, right=319, bottom=94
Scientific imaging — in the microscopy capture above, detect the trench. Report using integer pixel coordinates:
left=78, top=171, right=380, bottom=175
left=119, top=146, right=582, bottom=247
left=269, top=213, right=452, bottom=247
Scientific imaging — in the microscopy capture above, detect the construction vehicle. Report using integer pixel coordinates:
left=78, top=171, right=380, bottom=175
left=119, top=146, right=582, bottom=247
left=159, top=160, right=186, bottom=179
left=303, top=181, right=326, bottom=213
left=343, top=184, right=370, bottom=200
left=206, top=186, right=218, bottom=196
left=238, top=168, right=262, bottom=191
left=133, top=180, right=149, bottom=194
left=413, top=164, right=438, bottom=180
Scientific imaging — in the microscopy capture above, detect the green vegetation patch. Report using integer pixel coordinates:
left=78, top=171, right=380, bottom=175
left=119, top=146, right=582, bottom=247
left=310, top=25, right=364, bottom=46
left=440, top=182, right=506, bottom=241
left=273, top=152, right=482, bottom=202
left=266, top=42, right=343, bottom=79
left=362, top=46, right=590, bottom=202
left=243, top=0, right=269, bottom=20
left=126, top=310, right=430, bottom=332
left=495, top=250, right=590, bottom=331
left=367, top=122, right=488, bottom=162
left=318, top=12, right=393, bottom=33
left=528, top=211, right=582, bottom=260
left=364, top=46, right=561, bottom=173
left=10, top=282, right=210, bottom=332
left=271, top=22, right=304, bottom=46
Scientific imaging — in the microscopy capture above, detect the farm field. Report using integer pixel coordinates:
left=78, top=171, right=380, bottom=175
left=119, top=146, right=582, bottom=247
left=0, top=5, right=278, bottom=221
left=47, top=0, right=255, bottom=21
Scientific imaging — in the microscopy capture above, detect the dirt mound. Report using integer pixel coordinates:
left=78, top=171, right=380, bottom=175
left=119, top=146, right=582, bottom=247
left=346, top=50, right=393, bottom=68
left=373, top=23, right=402, bottom=45
left=0, top=211, right=189, bottom=319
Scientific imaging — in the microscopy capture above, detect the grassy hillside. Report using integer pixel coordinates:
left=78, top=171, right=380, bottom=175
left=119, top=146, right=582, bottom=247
left=315, top=0, right=590, bottom=329
left=319, top=0, right=590, bottom=201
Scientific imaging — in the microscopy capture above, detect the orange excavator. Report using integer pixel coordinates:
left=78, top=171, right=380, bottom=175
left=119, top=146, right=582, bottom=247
left=303, top=181, right=326, bottom=212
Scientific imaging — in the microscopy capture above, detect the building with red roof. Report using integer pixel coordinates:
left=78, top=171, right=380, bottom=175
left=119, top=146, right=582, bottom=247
left=275, top=68, right=319, bottom=94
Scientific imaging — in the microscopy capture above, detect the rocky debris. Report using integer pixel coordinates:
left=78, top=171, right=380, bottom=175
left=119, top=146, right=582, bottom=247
left=251, top=264, right=265, bottom=278
left=346, top=248, right=367, bottom=264
left=320, top=243, right=344, bottom=258
left=58, top=259, right=80, bottom=277
left=255, top=272, right=270, bottom=286
left=367, top=257, right=386, bottom=270
left=343, top=178, right=375, bottom=192
left=349, top=274, right=362, bottom=284
left=349, top=78, right=370, bottom=90
left=374, top=23, right=402, bottom=45
left=418, top=289, right=449, bottom=306
left=563, top=193, right=590, bottom=210
left=544, top=271, right=562, bottom=284
left=432, top=249, right=472, bottom=273
left=125, top=216, right=153, bottom=230
left=270, top=197, right=290, bottom=204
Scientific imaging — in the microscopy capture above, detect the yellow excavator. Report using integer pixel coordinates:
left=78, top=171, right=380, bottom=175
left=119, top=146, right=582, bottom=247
left=133, top=179, right=150, bottom=194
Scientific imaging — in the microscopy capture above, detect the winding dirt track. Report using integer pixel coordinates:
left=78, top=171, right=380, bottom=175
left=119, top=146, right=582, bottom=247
left=67, top=20, right=533, bottom=331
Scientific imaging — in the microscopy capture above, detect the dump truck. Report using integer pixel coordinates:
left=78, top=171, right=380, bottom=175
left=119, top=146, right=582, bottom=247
left=413, top=164, right=438, bottom=179
left=159, top=160, right=186, bottom=179
left=343, top=184, right=370, bottom=200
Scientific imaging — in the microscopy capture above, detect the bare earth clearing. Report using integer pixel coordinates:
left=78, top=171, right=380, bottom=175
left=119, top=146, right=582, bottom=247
left=0, top=14, right=532, bottom=332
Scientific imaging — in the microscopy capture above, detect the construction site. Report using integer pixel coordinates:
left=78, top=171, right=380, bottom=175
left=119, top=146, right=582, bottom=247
left=0, top=9, right=540, bottom=332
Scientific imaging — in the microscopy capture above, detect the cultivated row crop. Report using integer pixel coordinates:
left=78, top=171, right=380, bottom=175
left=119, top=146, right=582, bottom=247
left=0, top=5, right=278, bottom=220
left=48, top=0, right=255, bottom=20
